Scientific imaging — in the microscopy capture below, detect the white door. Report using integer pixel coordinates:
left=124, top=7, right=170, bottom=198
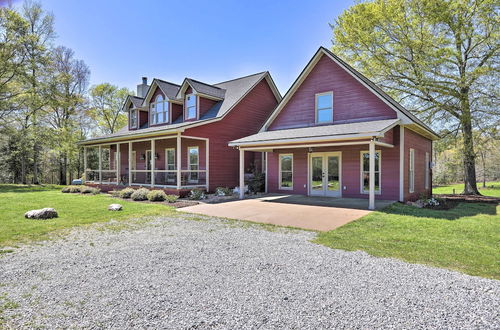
left=310, top=152, right=341, bottom=197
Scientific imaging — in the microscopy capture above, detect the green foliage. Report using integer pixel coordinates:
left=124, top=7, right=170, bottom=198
left=215, top=187, right=233, bottom=196
left=165, top=194, right=179, bottom=203
left=248, top=172, right=265, bottom=193
left=119, top=187, right=135, bottom=199
left=189, top=188, right=206, bottom=200
left=433, top=181, right=500, bottom=197
left=61, top=185, right=81, bottom=193
left=80, top=186, right=100, bottom=195
left=147, top=190, right=167, bottom=202
left=88, top=83, right=132, bottom=134
left=130, top=188, right=149, bottom=201
left=110, top=190, right=121, bottom=198
left=315, top=202, right=500, bottom=279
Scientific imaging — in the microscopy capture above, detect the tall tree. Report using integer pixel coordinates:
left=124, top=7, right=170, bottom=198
left=331, top=0, right=499, bottom=194
left=88, top=83, right=130, bottom=134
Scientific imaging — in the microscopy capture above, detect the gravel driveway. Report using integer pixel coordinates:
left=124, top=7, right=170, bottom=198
left=0, top=214, right=498, bottom=329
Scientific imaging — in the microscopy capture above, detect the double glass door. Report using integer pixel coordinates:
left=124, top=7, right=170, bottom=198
left=310, top=152, right=341, bottom=197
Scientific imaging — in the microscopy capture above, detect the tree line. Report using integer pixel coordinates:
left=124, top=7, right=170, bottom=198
left=0, top=1, right=131, bottom=185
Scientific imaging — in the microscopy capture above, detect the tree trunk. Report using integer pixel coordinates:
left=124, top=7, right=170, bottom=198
left=480, top=150, right=486, bottom=188
left=461, top=116, right=480, bottom=195
left=33, top=139, right=39, bottom=184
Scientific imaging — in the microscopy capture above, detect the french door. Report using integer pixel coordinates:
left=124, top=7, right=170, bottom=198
left=309, top=152, right=341, bottom=197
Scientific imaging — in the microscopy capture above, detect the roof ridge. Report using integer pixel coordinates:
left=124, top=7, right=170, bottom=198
left=154, top=78, right=181, bottom=86
left=214, top=71, right=267, bottom=86
left=130, top=95, right=144, bottom=99
left=186, top=78, right=224, bottom=90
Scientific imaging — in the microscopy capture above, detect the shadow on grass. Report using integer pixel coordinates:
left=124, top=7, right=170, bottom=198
left=381, top=202, right=497, bottom=220
left=0, top=184, right=60, bottom=193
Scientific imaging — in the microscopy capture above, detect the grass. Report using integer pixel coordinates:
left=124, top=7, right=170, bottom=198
left=433, top=181, right=500, bottom=197
left=0, top=184, right=175, bottom=248
left=315, top=202, right=500, bottom=279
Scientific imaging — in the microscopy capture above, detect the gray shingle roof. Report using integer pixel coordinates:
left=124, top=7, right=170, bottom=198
left=185, top=78, right=226, bottom=99
left=155, top=79, right=181, bottom=99
left=229, top=119, right=399, bottom=146
left=129, top=96, right=144, bottom=108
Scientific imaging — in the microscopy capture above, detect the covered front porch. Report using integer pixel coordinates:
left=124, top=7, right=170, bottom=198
left=83, top=134, right=209, bottom=191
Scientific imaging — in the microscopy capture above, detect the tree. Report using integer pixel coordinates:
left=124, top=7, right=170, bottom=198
left=88, top=83, right=130, bottom=134
left=331, top=0, right=499, bottom=194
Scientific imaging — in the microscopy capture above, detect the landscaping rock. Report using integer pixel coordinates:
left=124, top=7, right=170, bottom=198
left=24, top=208, right=58, bottom=220
left=108, top=204, right=122, bottom=211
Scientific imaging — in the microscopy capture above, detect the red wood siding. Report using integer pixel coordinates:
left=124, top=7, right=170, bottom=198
left=404, top=127, right=432, bottom=201
left=184, top=78, right=279, bottom=191
left=199, top=97, right=218, bottom=118
left=171, top=103, right=183, bottom=123
left=269, top=54, right=397, bottom=130
left=139, top=110, right=148, bottom=128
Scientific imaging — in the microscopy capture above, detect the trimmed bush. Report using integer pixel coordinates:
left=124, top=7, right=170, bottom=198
left=62, top=185, right=81, bottom=193
left=165, top=194, right=179, bottom=203
left=81, top=186, right=100, bottom=195
left=110, top=190, right=121, bottom=198
left=215, top=187, right=233, bottom=196
left=131, top=188, right=150, bottom=201
left=147, top=190, right=167, bottom=202
left=189, top=188, right=206, bottom=200
left=61, top=186, right=71, bottom=193
left=119, top=187, right=135, bottom=199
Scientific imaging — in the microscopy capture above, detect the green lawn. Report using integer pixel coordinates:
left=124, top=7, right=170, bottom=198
left=0, top=184, right=174, bottom=249
left=315, top=202, right=500, bottom=279
left=433, top=181, right=500, bottom=197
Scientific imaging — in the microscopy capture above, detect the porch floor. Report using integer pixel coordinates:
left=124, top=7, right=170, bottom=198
left=179, top=194, right=395, bottom=231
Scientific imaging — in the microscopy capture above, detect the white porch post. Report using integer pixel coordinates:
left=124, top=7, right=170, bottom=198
left=151, top=139, right=155, bottom=186
left=399, top=126, right=405, bottom=202
left=369, top=139, right=375, bottom=210
left=116, top=143, right=120, bottom=184
left=205, top=139, right=209, bottom=191
left=176, top=134, right=181, bottom=189
left=128, top=142, right=132, bottom=186
left=239, top=148, right=245, bottom=199
left=83, top=146, right=87, bottom=182
left=98, top=145, right=102, bottom=184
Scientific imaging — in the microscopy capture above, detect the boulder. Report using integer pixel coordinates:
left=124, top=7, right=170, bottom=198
left=24, top=208, right=58, bottom=220
left=108, top=204, right=123, bottom=211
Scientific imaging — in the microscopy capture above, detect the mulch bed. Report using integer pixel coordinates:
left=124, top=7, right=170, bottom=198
left=435, top=194, right=500, bottom=204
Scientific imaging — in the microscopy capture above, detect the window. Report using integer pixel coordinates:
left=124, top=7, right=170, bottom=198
left=186, top=94, right=197, bottom=119
left=425, top=152, right=429, bottom=190
left=188, top=146, right=199, bottom=183
left=315, top=92, right=333, bottom=123
left=279, top=154, right=293, bottom=189
left=360, top=150, right=381, bottom=194
left=165, top=148, right=176, bottom=183
left=150, top=94, right=168, bottom=125
left=409, top=149, right=415, bottom=193
left=130, top=109, right=137, bottom=128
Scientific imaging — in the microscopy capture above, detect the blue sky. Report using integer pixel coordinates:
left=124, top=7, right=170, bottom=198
left=22, top=0, right=353, bottom=94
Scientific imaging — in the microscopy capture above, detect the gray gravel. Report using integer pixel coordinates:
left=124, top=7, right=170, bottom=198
left=0, top=214, right=498, bottom=329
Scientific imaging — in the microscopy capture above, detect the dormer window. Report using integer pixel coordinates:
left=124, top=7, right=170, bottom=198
left=130, top=109, right=138, bottom=128
left=186, top=94, right=197, bottom=119
left=315, top=92, right=333, bottom=124
left=150, top=94, right=168, bottom=125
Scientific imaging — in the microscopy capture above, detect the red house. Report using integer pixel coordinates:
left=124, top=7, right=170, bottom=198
left=80, top=72, right=281, bottom=195
left=230, top=47, right=439, bottom=209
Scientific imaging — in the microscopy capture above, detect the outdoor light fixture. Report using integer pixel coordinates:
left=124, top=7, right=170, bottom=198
left=155, top=153, right=160, bottom=160
left=308, top=147, right=313, bottom=153
left=139, top=154, right=145, bottom=160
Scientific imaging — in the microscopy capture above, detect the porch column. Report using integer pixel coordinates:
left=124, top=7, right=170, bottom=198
left=176, top=134, right=181, bottom=189
left=116, top=143, right=120, bottom=184
left=239, top=148, right=245, bottom=199
left=98, top=145, right=102, bottom=184
left=128, top=142, right=132, bottom=186
left=205, top=140, right=209, bottom=191
left=83, top=146, right=87, bottom=182
left=151, top=139, right=155, bottom=186
left=369, top=139, right=375, bottom=210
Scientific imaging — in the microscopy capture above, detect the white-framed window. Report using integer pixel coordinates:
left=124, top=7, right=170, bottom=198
left=360, top=150, right=381, bottom=194
left=409, top=148, right=415, bottom=193
left=130, top=109, right=138, bottom=128
left=186, top=94, right=197, bottom=120
left=165, top=148, right=176, bottom=183
left=425, top=152, right=429, bottom=190
left=279, top=154, right=293, bottom=189
left=150, top=94, right=168, bottom=125
left=188, top=146, right=199, bottom=183
left=315, top=92, right=333, bottom=124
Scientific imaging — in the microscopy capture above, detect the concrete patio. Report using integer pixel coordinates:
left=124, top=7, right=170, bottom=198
left=180, top=194, right=395, bottom=231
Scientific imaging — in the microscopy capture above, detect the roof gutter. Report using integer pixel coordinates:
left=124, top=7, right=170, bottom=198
left=77, top=128, right=185, bottom=146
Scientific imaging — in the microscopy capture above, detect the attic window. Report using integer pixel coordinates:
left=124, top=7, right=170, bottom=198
left=130, top=109, right=138, bottom=128
left=150, top=94, right=168, bottom=125
left=186, top=94, right=197, bottom=119
left=316, top=92, right=333, bottom=123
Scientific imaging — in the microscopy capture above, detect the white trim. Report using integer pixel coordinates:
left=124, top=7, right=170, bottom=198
left=240, top=141, right=371, bottom=152
left=278, top=153, right=293, bottom=190
left=187, top=146, right=199, bottom=183
left=264, top=152, right=268, bottom=193
left=425, top=152, right=430, bottom=190
left=308, top=152, right=342, bottom=197
left=315, top=91, right=334, bottom=124
left=129, top=109, right=138, bottom=129
left=399, top=126, right=405, bottom=201
left=150, top=94, right=169, bottom=125
left=239, top=149, right=245, bottom=199
left=185, top=93, right=198, bottom=120
left=409, top=148, right=415, bottom=193
left=176, top=134, right=181, bottom=189
left=206, top=140, right=210, bottom=191
left=360, top=149, right=382, bottom=195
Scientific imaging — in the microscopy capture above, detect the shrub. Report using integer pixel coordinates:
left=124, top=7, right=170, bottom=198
left=147, top=190, right=167, bottom=202
left=189, top=188, right=206, bottom=200
left=248, top=172, right=265, bottom=193
left=110, top=190, right=121, bottom=198
left=165, top=194, right=179, bottom=203
left=61, top=186, right=71, bottom=193
left=119, top=187, right=135, bottom=199
left=62, top=185, right=81, bottom=193
left=81, top=186, right=100, bottom=195
left=215, top=187, right=233, bottom=196
left=131, top=188, right=150, bottom=201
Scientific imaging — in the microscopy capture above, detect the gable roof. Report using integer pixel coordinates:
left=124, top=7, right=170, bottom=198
left=261, top=47, right=439, bottom=140
left=141, top=79, right=181, bottom=105
left=123, top=95, right=144, bottom=111
left=175, top=78, right=226, bottom=100
left=80, top=71, right=282, bottom=145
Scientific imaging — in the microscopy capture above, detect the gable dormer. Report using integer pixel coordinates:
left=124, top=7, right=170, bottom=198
left=176, top=78, right=225, bottom=121
left=123, top=95, right=144, bottom=130
left=141, top=78, right=181, bottom=127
